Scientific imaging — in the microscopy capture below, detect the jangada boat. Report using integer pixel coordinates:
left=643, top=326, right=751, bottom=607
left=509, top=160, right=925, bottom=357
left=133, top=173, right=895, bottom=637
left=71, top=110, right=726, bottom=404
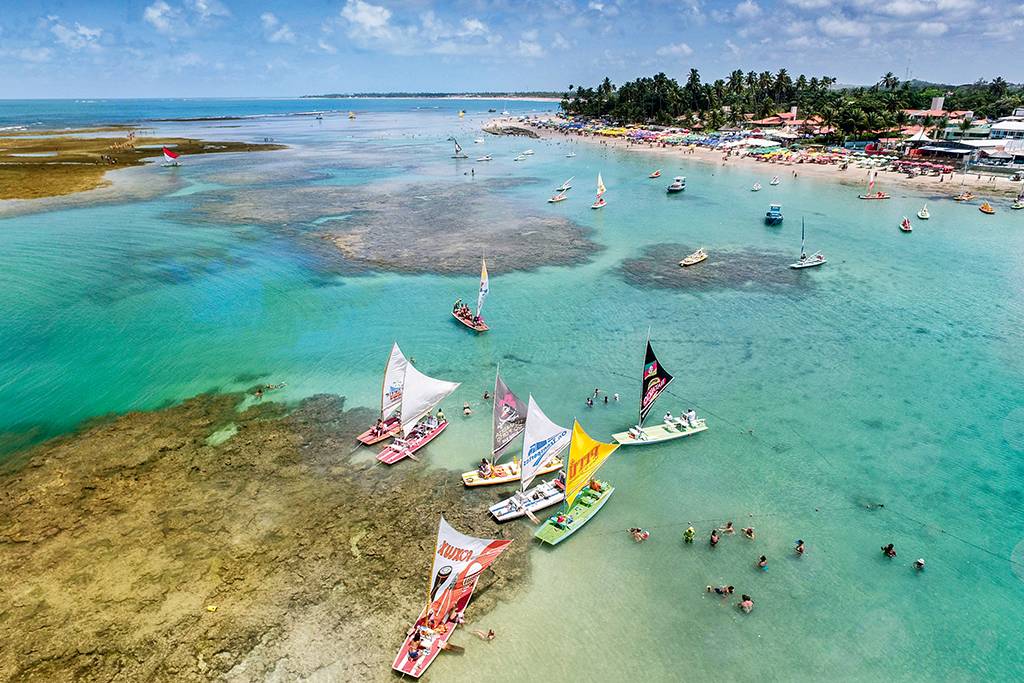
left=452, top=257, right=490, bottom=332
left=489, top=396, right=571, bottom=521
left=679, top=247, right=707, bottom=267
left=751, top=182, right=762, bottom=192
left=161, top=147, right=181, bottom=167
left=392, top=517, right=512, bottom=678
left=953, top=191, right=975, bottom=202
left=790, top=218, right=827, bottom=269
left=611, top=336, right=708, bottom=445
left=917, top=205, right=930, bottom=220
left=666, top=176, right=686, bottom=193
left=548, top=192, right=568, bottom=203
left=649, top=169, right=662, bottom=178
left=534, top=421, right=619, bottom=545
left=590, top=172, right=607, bottom=209
left=377, top=363, right=460, bottom=464
left=556, top=176, right=573, bottom=192
left=770, top=176, right=780, bottom=185
left=450, top=139, right=468, bottom=159
left=979, top=202, right=995, bottom=214
left=463, top=373, right=564, bottom=487
left=765, top=203, right=784, bottom=225
left=356, top=342, right=409, bottom=445
left=900, top=217, right=913, bottom=233
left=858, top=171, right=889, bottom=199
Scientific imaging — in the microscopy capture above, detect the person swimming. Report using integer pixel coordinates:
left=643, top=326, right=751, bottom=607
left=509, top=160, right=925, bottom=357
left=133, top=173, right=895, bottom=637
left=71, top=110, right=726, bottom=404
left=795, top=539, right=805, bottom=555
left=882, top=543, right=897, bottom=558
left=629, top=527, right=650, bottom=542
left=743, top=527, right=756, bottom=540
left=738, top=595, right=754, bottom=613
left=757, top=555, right=768, bottom=570
left=683, top=526, right=696, bottom=543
left=710, top=530, right=720, bottom=547
left=913, top=558, right=926, bottom=570
left=720, top=521, right=735, bottom=534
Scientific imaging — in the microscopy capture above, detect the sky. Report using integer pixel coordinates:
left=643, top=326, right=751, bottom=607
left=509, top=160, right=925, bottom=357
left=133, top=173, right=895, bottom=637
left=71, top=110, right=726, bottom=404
left=0, top=0, right=1022, bottom=98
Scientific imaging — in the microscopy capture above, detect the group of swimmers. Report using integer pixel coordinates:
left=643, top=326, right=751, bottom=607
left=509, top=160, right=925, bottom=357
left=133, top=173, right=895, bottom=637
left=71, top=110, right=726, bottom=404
left=882, top=543, right=926, bottom=570
left=585, top=388, right=619, bottom=407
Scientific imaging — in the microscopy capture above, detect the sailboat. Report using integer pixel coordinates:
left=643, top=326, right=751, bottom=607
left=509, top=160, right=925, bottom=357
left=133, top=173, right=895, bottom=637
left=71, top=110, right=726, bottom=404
left=161, top=147, right=181, bottom=167
left=611, top=337, right=707, bottom=445
left=348, top=111, right=356, bottom=119
left=751, top=182, right=762, bottom=192
left=392, top=516, right=512, bottom=678
left=900, top=216, right=913, bottom=233
left=917, top=205, right=930, bottom=219
left=534, top=421, right=619, bottom=545
left=790, top=218, right=826, bottom=269
left=452, top=258, right=489, bottom=332
left=548, top=191, right=568, bottom=203
left=858, top=171, right=890, bottom=199
left=451, top=139, right=468, bottom=159
left=489, top=396, right=571, bottom=521
left=770, top=175, right=780, bottom=185
left=462, top=374, right=564, bottom=487
left=376, top=362, right=460, bottom=464
left=556, top=176, right=574, bottom=192
left=591, top=173, right=607, bottom=209
left=565, top=151, right=576, bottom=158
left=356, top=342, right=409, bottom=445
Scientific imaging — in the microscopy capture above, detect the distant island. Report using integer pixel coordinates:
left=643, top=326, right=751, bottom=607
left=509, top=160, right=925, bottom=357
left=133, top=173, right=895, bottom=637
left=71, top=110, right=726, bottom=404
left=302, top=91, right=561, bottom=100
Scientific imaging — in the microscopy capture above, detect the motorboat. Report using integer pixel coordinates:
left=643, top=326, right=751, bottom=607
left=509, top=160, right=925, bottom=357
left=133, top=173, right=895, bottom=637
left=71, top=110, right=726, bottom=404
left=899, top=217, right=912, bottom=233
left=666, top=176, right=686, bottom=193
left=953, top=191, right=975, bottom=201
left=751, top=182, right=762, bottom=192
left=565, top=151, right=576, bottom=158
left=917, top=205, right=930, bottom=220
left=474, top=138, right=485, bottom=144
left=679, top=248, right=707, bottom=267
left=764, top=203, right=783, bottom=225
left=476, top=154, right=492, bottom=162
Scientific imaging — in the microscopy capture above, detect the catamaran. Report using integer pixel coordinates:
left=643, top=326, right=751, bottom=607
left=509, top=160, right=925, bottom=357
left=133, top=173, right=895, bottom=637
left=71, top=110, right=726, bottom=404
left=377, top=363, right=460, bottom=464
left=557, top=176, right=574, bottom=192
left=535, top=421, right=619, bottom=545
left=611, top=336, right=707, bottom=445
left=462, top=373, right=563, bottom=487
left=858, top=171, right=890, bottom=199
left=765, top=203, right=784, bottom=225
left=161, top=147, right=181, bottom=167
left=356, top=342, right=408, bottom=445
left=790, top=218, right=826, bottom=269
left=917, top=205, right=930, bottom=220
left=392, top=517, right=512, bottom=678
left=899, top=217, right=913, bottom=233
left=667, top=176, right=686, bottom=193
left=489, top=396, right=571, bottom=522
left=451, top=139, right=468, bottom=159
left=452, top=258, right=489, bottom=332
left=591, top=173, right=607, bottom=209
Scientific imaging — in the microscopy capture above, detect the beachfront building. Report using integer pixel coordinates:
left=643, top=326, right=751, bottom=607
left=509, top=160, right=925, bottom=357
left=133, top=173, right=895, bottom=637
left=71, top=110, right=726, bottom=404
left=989, top=116, right=1024, bottom=140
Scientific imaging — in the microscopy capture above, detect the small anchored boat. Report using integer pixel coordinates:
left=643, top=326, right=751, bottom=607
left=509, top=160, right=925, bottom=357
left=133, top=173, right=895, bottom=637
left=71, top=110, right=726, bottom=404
left=765, top=203, right=783, bottom=225
left=751, top=182, right=762, bottom=192
left=473, top=138, right=485, bottom=144
left=979, top=201, right=995, bottom=214
left=953, top=191, right=975, bottom=202
left=556, top=176, right=573, bottom=192
left=591, top=172, right=607, bottom=209
left=513, top=154, right=526, bottom=161
left=476, top=154, right=492, bottom=162
left=548, top=191, right=568, bottom=203
left=917, top=205, right=930, bottom=220
left=522, top=149, right=534, bottom=156
left=649, top=169, right=662, bottom=178
left=356, top=342, right=408, bottom=445
left=900, top=216, right=913, bottom=233
left=770, top=176, right=780, bottom=185
left=452, top=257, right=490, bottom=332
left=565, top=151, right=576, bottom=158
left=679, top=248, right=707, bottom=267
left=790, top=218, right=826, bottom=269
left=666, top=176, right=686, bottom=193
left=377, top=363, right=460, bottom=465
left=1012, top=200, right=1024, bottom=210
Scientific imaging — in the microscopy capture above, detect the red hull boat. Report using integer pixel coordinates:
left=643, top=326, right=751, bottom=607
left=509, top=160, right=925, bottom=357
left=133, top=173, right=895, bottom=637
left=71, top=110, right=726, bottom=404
left=356, top=415, right=401, bottom=445
left=377, top=420, right=449, bottom=464
left=452, top=310, right=489, bottom=332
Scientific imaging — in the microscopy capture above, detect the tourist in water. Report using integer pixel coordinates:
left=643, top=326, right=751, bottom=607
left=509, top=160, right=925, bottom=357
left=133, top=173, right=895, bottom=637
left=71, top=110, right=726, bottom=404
left=483, top=390, right=490, bottom=400
left=720, top=521, right=735, bottom=535
left=710, top=530, right=720, bottom=547
left=254, top=387, right=263, bottom=400
left=463, top=402, right=472, bottom=416
left=684, top=525, right=696, bottom=543
left=882, top=543, right=897, bottom=558
left=743, top=527, right=756, bottom=540
left=586, top=397, right=594, bottom=407
left=757, top=555, right=768, bottom=570
left=603, top=395, right=609, bottom=404
left=629, top=527, right=649, bottom=542
left=913, top=558, right=926, bottom=570
left=707, top=585, right=734, bottom=596
left=795, top=539, right=805, bottom=556
left=738, top=595, right=754, bottom=613
left=473, top=629, right=495, bottom=641
left=593, top=388, right=601, bottom=398
left=613, top=393, right=620, bottom=401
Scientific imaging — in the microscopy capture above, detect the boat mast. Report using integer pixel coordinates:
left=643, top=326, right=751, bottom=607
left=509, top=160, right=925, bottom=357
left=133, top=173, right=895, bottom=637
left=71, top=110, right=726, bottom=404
left=490, top=364, right=500, bottom=464
left=800, top=218, right=806, bottom=256
left=638, top=326, right=651, bottom=428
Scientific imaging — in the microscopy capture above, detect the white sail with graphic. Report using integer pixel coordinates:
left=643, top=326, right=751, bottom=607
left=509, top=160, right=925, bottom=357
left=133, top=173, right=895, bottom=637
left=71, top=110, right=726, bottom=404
left=520, top=396, right=571, bottom=491
left=399, top=362, right=460, bottom=435
left=476, top=258, right=489, bottom=316
left=381, top=342, right=409, bottom=419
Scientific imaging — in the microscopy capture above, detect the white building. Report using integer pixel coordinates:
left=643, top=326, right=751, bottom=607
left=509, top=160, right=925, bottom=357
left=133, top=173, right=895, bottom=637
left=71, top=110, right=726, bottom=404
left=990, top=116, right=1024, bottom=140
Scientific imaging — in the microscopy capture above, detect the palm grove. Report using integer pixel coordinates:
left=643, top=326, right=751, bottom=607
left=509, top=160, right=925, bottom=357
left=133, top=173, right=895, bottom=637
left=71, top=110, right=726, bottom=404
left=561, top=70, right=1023, bottom=140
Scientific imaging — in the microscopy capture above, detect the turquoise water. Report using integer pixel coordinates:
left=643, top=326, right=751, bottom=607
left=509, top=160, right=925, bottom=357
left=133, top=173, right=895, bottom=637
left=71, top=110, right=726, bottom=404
left=2, top=100, right=1024, bottom=680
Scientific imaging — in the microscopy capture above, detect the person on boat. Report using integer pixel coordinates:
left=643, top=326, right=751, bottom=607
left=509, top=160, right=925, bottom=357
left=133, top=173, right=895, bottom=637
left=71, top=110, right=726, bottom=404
left=372, top=418, right=384, bottom=435
left=589, top=479, right=602, bottom=493
left=664, top=410, right=675, bottom=425
left=795, top=539, right=805, bottom=556
left=743, top=527, right=755, bottom=540
left=738, top=595, right=754, bottom=613
left=463, top=402, right=472, bottom=416
left=436, top=408, right=446, bottom=423
left=478, top=459, right=493, bottom=478
left=757, top=555, right=768, bottom=570
left=408, top=632, right=424, bottom=660
left=684, top=526, right=696, bottom=543
left=913, top=558, right=926, bottom=571
left=710, top=530, right=720, bottom=547
left=686, top=409, right=698, bottom=427
left=452, top=298, right=462, bottom=314
left=882, top=543, right=897, bottom=558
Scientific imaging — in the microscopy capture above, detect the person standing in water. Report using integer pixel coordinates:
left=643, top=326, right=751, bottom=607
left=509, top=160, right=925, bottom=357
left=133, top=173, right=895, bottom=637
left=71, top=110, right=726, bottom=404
left=683, top=526, right=695, bottom=543
left=710, top=530, right=720, bottom=547
left=795, top=540, right=805, bottom=556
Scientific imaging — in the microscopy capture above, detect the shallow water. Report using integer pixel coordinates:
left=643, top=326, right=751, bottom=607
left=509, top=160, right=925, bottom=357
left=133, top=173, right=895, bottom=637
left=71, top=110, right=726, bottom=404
left=2, top=99, right=1023, bottom=680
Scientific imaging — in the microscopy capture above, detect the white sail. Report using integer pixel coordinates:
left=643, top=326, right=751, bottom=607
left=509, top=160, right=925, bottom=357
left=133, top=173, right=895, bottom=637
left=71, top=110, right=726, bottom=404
left=399, top=362, right=461, bottom=435
left=520, top=396, right=571, bottom=491
left=596, top=172, right=606, bottom=196
left=381, top=342, right=408, bottom=419
left=476, top=258, right=489, bottom=315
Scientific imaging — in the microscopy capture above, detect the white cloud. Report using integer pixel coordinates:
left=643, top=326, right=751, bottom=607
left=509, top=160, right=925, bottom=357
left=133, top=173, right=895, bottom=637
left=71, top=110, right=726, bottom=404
left=817, top=15, right=869, bottom=38
left=587, top=1, right=620, bottom=15
left=656, top=41, right=694, bottom=57
left=460, top=18, right=487, bottom=35
left=784, top=0, right=830, bottom=7
left=49, top=19, right=103, bottom=51
left=517, top=38, right=545, bottom=58
left=186, top=0, right=230, bottom=21
left=917, top=20, right=949, bottom=34
left=341, top=0, right=393, bottom=37
left=317, top=38, right=337, bottom=54
left=552, top=31, right=571, bottom=50
left=522, top=28, right=539, bottom=41
left=143, top=1, right=177, bottom=34
left=735, top=0, right=761, bottom=19
left=174, top=51, right=202, bottom=67
left=338, top=1, right=500, bottom=56
left=261, top=12, right=296, bottom=43
left=13, top=47, right=54, bottom=62
left=725, top=38, right=741, bottom=56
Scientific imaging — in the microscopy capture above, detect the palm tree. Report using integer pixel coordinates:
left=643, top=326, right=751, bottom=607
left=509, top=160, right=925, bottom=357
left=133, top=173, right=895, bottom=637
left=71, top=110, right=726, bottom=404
left=879, top=72, right=899, bottom=91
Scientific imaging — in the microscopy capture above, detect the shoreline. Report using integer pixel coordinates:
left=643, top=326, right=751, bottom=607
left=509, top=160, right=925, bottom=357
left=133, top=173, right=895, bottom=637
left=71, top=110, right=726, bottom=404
left=511, top=117, right=1024, bottom=201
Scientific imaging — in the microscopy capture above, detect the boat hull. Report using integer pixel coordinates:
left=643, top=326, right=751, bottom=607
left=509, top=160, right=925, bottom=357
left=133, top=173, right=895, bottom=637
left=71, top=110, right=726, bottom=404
left=356, top=415, right=401, bottom=445
left=490, top=480, right=565, bottom=522
left=611, top=419, right=707, bottom=445
left=534, top=483, right=614, bottom=545
left=680, top=254, right=707, bottom=267
left=452, top=311, right=489, bottom=332
left=765, top=216, right=783, bottom=225
left=666, top=187, right=685, bottom=193
left=790, top=258, right=826, bottom=269
left=391, top=580, right=476, bottom=678
left=858, top=194, right=890, bottom=200
left=462, top=457, right=563, bottom=487
left=377, top=421, right=448, bottom=464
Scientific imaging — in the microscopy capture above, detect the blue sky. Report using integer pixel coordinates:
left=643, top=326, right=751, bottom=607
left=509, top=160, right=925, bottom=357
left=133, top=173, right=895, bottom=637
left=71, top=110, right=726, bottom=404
left=1, top=0, right=1021, bottom=97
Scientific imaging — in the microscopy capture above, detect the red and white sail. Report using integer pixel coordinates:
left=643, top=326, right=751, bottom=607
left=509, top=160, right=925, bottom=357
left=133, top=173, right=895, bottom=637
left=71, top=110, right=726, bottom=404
left=425, top=516, right=512, bottom=620
left=162, top=147, right=180, bottom=164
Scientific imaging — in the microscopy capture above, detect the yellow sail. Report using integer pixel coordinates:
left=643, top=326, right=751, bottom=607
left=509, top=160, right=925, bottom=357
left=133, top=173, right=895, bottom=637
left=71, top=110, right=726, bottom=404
left=596, top=173, right=606, bottom=196
left=564, top=420, right=619, bottom=507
